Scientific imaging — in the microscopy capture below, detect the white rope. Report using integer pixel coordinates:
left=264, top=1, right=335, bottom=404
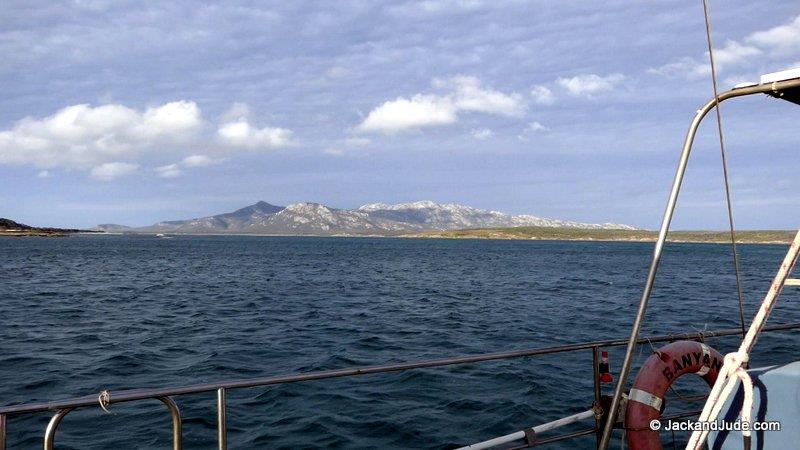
left=685, top=230, right=800, bottom=449
left=98, top=390, right=111, bottom=413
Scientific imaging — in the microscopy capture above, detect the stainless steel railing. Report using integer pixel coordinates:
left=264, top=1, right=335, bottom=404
left=2, top=322, right=799, bottom=450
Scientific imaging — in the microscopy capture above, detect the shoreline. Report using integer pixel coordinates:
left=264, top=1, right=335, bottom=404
left=401, top=228, right=796, bottom=245
left=72, top=229, right=796, bottom=245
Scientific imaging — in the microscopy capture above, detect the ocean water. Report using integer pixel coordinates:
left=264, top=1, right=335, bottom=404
left=1, top=235, right=798, bottom=449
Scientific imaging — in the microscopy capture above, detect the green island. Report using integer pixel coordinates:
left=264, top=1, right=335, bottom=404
left=403, top=227, right=797, bottom=244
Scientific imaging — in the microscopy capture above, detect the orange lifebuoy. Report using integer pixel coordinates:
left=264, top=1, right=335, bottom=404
left=625, top=340, right=724, bottom=450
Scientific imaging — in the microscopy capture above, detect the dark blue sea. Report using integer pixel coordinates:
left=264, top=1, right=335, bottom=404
left=1, top=235, right=798, bottom=449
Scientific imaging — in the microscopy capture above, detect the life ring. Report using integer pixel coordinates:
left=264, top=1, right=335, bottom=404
left=625, top=340, right=724, bottom=450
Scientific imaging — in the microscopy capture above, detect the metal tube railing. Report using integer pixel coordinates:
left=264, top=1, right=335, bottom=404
left=5, top=322, right=798, bottom=417
left=458, top=409, right=597, bottom=450
left=2, top=322, right=798, bottom=449
left=501, top=409, right=709, bottom=450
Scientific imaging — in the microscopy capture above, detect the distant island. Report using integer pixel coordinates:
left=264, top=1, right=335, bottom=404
left=91, top=200, right=794, bottom=243
left=0, top=218, right=91, bottom=237
left=7, top=201, right=793, bottom=243
left=94, top=200, right=637, bottom=235
left=407, top=227, right=796, bottom=244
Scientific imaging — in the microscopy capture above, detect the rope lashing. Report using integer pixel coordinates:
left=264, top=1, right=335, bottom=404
left=98, top=390, right=111, bottom=413
left=686, top=230, right=800, bottom=449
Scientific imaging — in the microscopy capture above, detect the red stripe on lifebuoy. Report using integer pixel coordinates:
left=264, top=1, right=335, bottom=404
left=625, top=340, right=724, bottom=450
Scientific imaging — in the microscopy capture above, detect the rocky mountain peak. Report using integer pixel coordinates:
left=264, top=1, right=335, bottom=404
left=95, top=200, right=635, bottom=235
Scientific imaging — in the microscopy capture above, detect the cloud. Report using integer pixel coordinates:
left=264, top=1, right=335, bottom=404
left=217, top=101, right=294, bottom=149
left=217, top=120, right=294, bottom=148
left=0, top=101, right=201, bottom=171
left=647, top=57, right=698, bottom=78
left=154, top=163, right=181, bottom=178
left=153, top=154, right=224, bottom=179
left=37, top=170, right=50, bottom=178
left=470, top=128, right=493, bottom=140
left=90, top=162, right=138, bottom=181
left=712, top=41, right=762, bottom=70
left=182, top=154, right=223, bottom=167
left=747, top=15, right=800, bottom=56
left=651, top=41, right=761, bottom=79
left=556, top=73, right=625, bottom=97
left=517, top=121, right=547, bottom=141
left=527, top=121, right=547, bottom=132
left=357, top=94, right=457, bottom=133
left=530, top=85, right=555, bottom=105
left=320, top=136, right=372, bottom=156
left=0, top=100, right=295, bottom=180
left=386, top=0, right=489, bottom=18
left=357, top=76, right=524, bottom=134
left=650, top=15, right=800, bottom=80
left=440, top=75, right=526, bottom=117
left=220, top=102, right=250, bottom=123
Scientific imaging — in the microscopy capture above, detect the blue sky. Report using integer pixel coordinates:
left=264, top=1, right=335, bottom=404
left=2, top=0, right=799, bottom=229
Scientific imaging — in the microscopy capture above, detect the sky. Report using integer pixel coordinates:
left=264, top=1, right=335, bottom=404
left=1, top=0, right=800, bottom=229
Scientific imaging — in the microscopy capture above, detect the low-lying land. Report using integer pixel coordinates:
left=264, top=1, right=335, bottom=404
left=0, top=218, right=90, bottom=237
left=404, top=227, right=796, bottom=244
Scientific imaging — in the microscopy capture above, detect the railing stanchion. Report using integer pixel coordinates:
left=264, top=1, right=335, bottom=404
left=43, top=408, right=73, bottom=450
left=157, top=397, right=182, bottom=450
left=1, top=413, right=7, bottom=450
left=591, top=347, right=602, bottom=449
left=217, top=388, right=227, bottom=450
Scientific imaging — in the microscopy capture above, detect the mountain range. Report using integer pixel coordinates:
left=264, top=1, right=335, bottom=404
left=95, top=200, right=636, bottom=235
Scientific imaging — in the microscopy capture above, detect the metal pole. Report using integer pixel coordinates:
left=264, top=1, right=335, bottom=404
left=157, top=397, right=182, bottom=450
left=43, top=408, right=73, bottom=450
left=596, top=81, right=785, bottom=449
left=457, top=409, right=596, bottom=450
left=592, top=347, right=602, bottom=448
left=0, top=413, right=6, bottom=450
left=217, top=388, right=227, bottom=450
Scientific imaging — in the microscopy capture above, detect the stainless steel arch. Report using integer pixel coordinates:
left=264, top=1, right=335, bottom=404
left=598, top=77, right=800, bottom=449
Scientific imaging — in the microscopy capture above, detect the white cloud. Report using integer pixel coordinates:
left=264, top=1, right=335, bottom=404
left=647, top=57, right=697, bottom=78
left=470, top=128, right=493, bottom=140
left=154, top=163, right=181, bottom=178
left=217, top=120, right=293, bottom=148
left=650, top=15, right=800, bottom=80
left=324, top=148, right=344, bottom=156
left=387, top=0, right=488, bottom=17
left=530, top=85, right=555, bottom=105
left=153, top=154, right=224, bottom=179
left=357, top=76, right=524, bottom=134
left=37, top=170, right=50, bottom=178
left=517, top=121, right=548, bottom=141
left=713, top=41, right=762, bottom=69
left=182, top=154, right=223, bottom=167
left=0, top=101, right=201, bottom=171
left=0, top=100, right=295, bottom=180
left=90, top=162, right=138, bottom=181
left=357, top=94, right=457, bottom=133
left=747, top=15, right=800, bottom=56
left=527, top=121, right=547, bottom=132
left=556, top=73, right=625, bottom=97
left=441, top=75, right=526, bottom=117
